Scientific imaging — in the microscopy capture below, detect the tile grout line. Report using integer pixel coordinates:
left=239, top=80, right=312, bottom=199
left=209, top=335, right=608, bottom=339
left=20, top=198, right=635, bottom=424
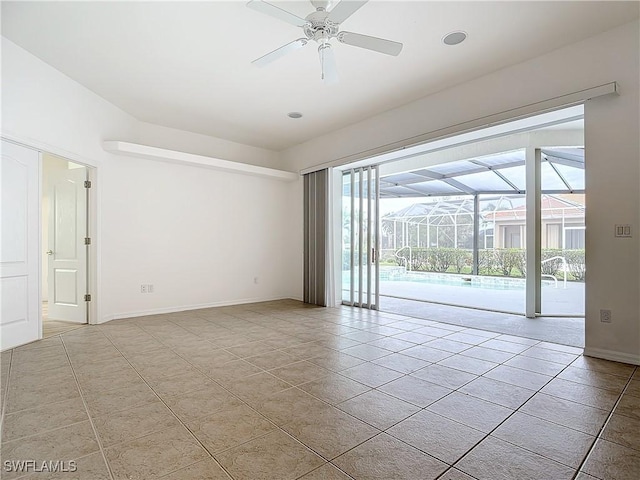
left=95, top=324, right=236, bottom=480
left=262, top=326, right=510, bottom=475
left=134, top=315, right=438, bottom=472
left=59, top=334, right=115, bottom=480
left=0, top=349, right=13, bottom=445
left=165, top=306, right=601, bottom=476
left=295, top=462, right=356, bottom=480
left=13, top=302, right=626, bottom=480
left=412, top=342, right=587, bottom=477
left=443, top=355, right=634, bottom=478
left=111, top=319, right=353, bottom=478
left=132, top=319, right=367, bottom=474
left=570, top=365, right=639, bottom=480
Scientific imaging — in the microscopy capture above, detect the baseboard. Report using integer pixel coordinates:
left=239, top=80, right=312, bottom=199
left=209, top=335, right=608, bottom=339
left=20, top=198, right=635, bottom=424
left=99, top=296, right=297, bottom=323
left=583, top=347, right=640, bottom=366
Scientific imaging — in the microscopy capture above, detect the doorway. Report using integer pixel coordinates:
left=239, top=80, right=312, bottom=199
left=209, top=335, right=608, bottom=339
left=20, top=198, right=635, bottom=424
left=41, top=153, right=89, bottom=338
left=337, top=108, right=586, bottom=346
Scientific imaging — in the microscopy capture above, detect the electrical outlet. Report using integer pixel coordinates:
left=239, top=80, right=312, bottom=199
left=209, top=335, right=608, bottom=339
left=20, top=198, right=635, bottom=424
left=147, top=284, right=154, bottom=293
left=140, top=284, right=148, bottom=294
left=600, top=309, right=612, bottom=323
left=254, top=277, right=259, bottom=284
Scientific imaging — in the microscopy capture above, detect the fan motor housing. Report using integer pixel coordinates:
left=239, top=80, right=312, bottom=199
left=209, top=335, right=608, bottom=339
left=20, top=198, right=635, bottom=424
left=303, top=11, right=339, bottom=41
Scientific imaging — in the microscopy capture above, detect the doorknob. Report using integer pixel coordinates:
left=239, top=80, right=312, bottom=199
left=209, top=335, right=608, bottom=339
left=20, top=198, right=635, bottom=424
left=46, top=250, right=53, bottom=255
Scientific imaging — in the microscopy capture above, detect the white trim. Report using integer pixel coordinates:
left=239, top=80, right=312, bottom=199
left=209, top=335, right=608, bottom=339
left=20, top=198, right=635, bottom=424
left=101, top=296, right=300, bottom=323
left=301, top=83, right=616, bottom=175
left=583, top=347, right=640, bottom=366
left=103, top=141, right=298, bottom=182
left=1, top=132, right=100, bottom=168
left=38, top=152, right=44, bottom=342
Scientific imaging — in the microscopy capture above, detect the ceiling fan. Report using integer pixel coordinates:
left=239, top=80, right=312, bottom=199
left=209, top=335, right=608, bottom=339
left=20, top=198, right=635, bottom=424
left=247, top=0, right=403, bottom=83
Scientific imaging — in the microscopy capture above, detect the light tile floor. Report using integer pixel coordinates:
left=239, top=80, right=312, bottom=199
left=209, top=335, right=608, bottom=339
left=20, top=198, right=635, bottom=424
left=42, top=303, right=85, bottom=339
left=42, top=321, right=84, bottom=339
left=1, top=299, right=638, bottom=480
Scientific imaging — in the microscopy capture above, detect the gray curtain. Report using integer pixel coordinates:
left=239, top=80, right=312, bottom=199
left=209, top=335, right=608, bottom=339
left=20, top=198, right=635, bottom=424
left=303, top=169, right=328, bottom=306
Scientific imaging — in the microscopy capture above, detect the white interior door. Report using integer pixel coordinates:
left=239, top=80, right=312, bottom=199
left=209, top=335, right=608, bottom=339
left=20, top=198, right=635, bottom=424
left=1, top=140, right=41, bottom=350
left=47, top=166, right=87, bottom=323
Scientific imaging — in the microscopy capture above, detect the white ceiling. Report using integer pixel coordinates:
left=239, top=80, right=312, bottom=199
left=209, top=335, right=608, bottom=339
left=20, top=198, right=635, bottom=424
left=2, top=1, right=638, bottom=151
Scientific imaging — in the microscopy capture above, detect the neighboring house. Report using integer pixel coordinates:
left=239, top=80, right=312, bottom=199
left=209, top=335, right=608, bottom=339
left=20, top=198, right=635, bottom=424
left=381, top=194, right=585, bottom=251
left=487, top=194, right=585, bottom=250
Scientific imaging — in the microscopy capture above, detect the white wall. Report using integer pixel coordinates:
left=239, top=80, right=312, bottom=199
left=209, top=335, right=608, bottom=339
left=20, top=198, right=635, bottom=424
left=1, top=37, right=302, bottom=323
left=282, top=21, right=640, bottom=364
left=100, top=156, right=298, bottom=319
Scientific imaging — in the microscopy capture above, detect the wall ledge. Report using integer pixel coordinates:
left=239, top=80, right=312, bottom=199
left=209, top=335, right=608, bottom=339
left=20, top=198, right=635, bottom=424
left=583, top=347, right=640, bottom=366
left=103, top=141, right=298, bottom=182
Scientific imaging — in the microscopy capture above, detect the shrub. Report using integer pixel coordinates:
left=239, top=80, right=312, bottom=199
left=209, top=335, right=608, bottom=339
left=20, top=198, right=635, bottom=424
left=451, top=249, right=473, bottom=273
left=392, top=247, right=584, bottom=281
left=428, top=248, right=451, bottom=272
left=515, top=249, right=526, bottom=277
left=478, top=249, right=495, bottom=275
left=493, top=249, right=521, bottom=276
left=392, top=248, right=473, bottom=273
left=564, top=249, right=586, bottom=281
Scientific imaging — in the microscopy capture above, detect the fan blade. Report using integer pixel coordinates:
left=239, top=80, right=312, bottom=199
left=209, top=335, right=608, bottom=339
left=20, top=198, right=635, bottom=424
left=318, top=44, right=338, bottom=84
left=252, top=38, right=308, bottom=67
left=327, top=0, right=368, bottom=24
left=247, top=0, right=309, bottom=27
left=338, top=31, right=403, bottom=56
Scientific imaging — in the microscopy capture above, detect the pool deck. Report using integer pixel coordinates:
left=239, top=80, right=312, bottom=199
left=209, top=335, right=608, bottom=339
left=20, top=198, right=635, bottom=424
left=379, top=278, right=585, bottom=315
left=342, top=271, right=585, bottom=347
left=378, top=296, right=585, bottom=348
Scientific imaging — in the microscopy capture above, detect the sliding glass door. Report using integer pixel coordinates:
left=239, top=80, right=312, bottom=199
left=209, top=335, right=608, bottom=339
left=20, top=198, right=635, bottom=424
left=342, top=166, right=380, bottom=309
left=539, top=148, right=586, bottom=316
left=363, top=143, right=585, bottom=318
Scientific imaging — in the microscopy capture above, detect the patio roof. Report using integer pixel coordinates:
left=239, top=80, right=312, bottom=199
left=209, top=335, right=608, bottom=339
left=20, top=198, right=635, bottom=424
left=377, top=148, right=584, bottom=198
left=381, top=194, right=585, bottom=225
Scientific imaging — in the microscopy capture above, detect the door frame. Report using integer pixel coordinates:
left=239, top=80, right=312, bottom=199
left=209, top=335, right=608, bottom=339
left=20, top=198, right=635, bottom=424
left=1, top=133, right=99, bottom=328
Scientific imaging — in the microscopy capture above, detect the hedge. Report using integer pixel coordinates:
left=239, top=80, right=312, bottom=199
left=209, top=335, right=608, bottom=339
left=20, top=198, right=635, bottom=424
left=393, top=247, right=585, bottom=280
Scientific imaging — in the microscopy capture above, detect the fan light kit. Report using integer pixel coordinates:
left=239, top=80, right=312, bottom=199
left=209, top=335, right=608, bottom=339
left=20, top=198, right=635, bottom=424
left=247, top=0, right=403, bottom=84
left=287, top=112, right=303, bottom=119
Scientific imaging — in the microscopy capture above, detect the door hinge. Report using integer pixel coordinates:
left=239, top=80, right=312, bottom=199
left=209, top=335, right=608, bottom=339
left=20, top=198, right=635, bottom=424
left=84, top=180, right=92, bottom=188
left=84, top=294, right=92, bottom=302
left=84, top=237, right=91, bottom=245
